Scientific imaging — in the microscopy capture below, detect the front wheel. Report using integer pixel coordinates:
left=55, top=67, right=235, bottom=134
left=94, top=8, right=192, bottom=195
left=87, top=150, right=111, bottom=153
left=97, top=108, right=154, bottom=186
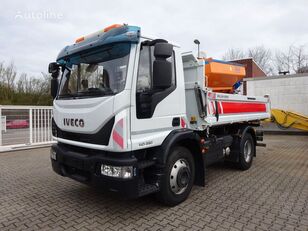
left=156, top=146, right=195, bottom=206
left=238, top=133, right=255, bottom=170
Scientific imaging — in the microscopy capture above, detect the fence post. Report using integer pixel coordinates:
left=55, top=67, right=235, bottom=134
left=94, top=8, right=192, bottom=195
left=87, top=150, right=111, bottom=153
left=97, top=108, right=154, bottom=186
left=0, top=106, right=2, bottom=146
left=29, top=108, right=33, bottom=144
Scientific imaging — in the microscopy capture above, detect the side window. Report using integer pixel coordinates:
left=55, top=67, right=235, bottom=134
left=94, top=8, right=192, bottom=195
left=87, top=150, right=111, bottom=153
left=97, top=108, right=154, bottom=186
left=137, top=46, right=151, bottom=92
left=137, top=46, right=176, bottom=93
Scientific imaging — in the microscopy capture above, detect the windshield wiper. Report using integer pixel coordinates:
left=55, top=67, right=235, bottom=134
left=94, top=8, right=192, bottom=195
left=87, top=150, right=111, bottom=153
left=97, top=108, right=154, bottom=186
left=58, top=88, right=114, bottom=99
left=74, top=88, right=113, bottom=97
left=88, top=87, right=103, bottom=92
left=58, top=93, right=74, bottom=99
left=88, top=88, right=114, bottom=95
left=84, top=88, right=105, bottom=95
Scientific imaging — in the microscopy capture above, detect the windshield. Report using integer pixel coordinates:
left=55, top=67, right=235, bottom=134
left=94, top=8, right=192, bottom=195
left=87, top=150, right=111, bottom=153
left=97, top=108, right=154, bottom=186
left=58, top=43, right=131, bottom=99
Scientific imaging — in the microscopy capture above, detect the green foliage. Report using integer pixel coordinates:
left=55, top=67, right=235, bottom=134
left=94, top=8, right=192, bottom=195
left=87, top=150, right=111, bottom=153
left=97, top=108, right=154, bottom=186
left=0, top=86, right=52, bottom=106
left=0, top=62, right=52, bottom=105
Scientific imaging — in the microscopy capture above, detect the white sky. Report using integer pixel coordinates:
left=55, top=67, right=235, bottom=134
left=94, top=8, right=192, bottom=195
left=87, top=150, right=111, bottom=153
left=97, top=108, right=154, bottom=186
left=0, top=0, right=308, bottom=76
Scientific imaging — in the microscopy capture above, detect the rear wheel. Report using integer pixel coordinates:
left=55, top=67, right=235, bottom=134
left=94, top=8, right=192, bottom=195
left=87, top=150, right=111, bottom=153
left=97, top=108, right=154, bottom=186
left=238, top=133, right=255, bottom=170
left=156, top=146, right=195, bottom=206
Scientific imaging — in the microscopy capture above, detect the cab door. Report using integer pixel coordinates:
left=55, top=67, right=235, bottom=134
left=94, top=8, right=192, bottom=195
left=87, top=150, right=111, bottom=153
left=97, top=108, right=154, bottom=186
left=130, top=41, right=186, bottom=151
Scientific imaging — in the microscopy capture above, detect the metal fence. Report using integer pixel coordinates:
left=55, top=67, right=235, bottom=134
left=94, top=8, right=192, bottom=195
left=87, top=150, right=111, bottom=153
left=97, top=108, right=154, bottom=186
left=0, top=106, right=55, bottom=152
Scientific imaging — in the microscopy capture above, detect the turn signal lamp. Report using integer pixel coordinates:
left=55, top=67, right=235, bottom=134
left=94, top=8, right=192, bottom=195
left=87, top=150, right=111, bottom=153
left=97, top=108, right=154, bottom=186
left=103, top=24, right=123, bottom=32
left=75, top=24, right=124, bottom=43
left=190, top=116, right=197, bottom=124
left=75, top=37, right=85, bottom=43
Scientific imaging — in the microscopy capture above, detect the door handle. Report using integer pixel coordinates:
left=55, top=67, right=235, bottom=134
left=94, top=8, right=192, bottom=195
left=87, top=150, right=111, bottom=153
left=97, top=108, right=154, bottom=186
left=172, top=117, right=180, bottom=127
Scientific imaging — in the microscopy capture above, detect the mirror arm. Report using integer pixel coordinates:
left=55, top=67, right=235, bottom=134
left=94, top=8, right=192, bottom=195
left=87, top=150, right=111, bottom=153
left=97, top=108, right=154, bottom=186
left=51, top=70, right=59, bottom=79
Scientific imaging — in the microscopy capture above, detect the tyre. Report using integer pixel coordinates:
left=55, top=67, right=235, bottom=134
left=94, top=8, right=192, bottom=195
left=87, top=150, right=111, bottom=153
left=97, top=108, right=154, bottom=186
left=156, top=146, right=195, bottom=206
left=238, top=133, right=255, bottom=170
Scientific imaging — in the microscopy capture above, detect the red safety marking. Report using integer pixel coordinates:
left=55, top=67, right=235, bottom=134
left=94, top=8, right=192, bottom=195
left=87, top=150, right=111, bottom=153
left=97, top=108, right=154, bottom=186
left=181, top=118, right=186, bottom=128
left=209, top=101, right=223, bottom=114
left=211, top=101, right=215, bottom=114
left=220, top=102, right=266, bottom=114
left=217, top=102, right=222, bottom=114
left=219, top=102, right=224, bottom=114
left=208, top=92, right=216, bottom=99
left=118, top=118, right=124, bottom=128
left=112, top=130, right=124, bottom=148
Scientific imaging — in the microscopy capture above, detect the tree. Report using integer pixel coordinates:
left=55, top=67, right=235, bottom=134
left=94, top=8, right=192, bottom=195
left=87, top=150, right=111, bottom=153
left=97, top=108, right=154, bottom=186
left=291, top=45, right=308, bottom=73
left=248, top=46, right=273, bottom=75
left=222, top=48, right=245, bottom=61
left=273, top=45, right=308, bottom=74
left=222, top=46, right=273, bottom=75
left=0, top=62, right=4, bottom=82
left=0, top=61, right=17, bottom=100
left=17, top=73, right=28, bottom=93
left=297, top=66, right=308, bottom=73
left=275, top=46, right=293, bottom=74
left=4, top=62, right=17, bottom=89
left=0, top=61, right=52, bottom=105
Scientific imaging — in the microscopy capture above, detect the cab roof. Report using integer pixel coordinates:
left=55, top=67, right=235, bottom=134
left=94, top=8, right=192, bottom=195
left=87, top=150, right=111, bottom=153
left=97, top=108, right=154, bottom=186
left=57, top=24, right=140, bottom=63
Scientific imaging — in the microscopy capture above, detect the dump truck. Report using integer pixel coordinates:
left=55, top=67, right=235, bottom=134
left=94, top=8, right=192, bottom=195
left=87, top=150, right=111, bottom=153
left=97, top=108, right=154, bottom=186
left=49, top=24, right=270, bottom=206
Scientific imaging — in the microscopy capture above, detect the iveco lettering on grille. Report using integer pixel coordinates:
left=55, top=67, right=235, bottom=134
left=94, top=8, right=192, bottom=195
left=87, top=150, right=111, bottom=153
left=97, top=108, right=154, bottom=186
left=63, top=118, right=84, bottom=127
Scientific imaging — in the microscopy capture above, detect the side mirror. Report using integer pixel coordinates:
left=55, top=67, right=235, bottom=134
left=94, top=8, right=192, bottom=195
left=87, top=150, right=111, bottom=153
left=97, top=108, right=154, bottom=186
left=49, top=62, right=60, bottom=99
left=153, top=60, right=172, bottom=89
left=51, top=78, right=58, bottom=99
left=154, top=43, right=173, bottom=59
left=48, top=62, right=60, bottom=74
left=152, top=43, right=173, bottom=89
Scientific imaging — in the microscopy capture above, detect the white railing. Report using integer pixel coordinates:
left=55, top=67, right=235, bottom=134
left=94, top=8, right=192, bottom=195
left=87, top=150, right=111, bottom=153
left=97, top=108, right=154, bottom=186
left=0, top=105, right=55, bottom=152
left=1, top=116, right=6, bottom=132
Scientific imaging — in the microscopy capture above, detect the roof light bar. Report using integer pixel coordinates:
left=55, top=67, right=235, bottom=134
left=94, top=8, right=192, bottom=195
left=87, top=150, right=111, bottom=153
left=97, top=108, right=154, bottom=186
left=74, top=24, right=124, bottom=44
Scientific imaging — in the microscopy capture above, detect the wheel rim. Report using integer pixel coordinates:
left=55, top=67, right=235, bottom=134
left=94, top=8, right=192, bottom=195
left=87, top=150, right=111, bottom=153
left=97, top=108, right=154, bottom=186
left=243, top=140, right=252, bottom=163
left=169, top=158, right=191, bottom=195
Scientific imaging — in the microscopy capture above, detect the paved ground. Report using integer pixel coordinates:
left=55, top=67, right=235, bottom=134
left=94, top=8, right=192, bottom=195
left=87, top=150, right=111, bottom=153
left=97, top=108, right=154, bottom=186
left=0, top=135, right=307, bottom=231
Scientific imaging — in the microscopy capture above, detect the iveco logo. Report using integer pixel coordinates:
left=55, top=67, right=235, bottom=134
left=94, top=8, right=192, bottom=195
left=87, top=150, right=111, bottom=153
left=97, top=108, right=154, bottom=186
left=63, top=118, right=85, bottom=128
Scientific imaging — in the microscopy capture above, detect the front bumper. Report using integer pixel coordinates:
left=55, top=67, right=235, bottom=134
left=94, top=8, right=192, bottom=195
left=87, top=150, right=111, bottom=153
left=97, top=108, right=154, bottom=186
left=51, top=143, right=140, bottom=198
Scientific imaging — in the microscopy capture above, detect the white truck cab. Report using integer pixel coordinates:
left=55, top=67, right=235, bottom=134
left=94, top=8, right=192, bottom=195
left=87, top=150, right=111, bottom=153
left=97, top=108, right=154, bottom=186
left=49, top=24, right=270, bottom=205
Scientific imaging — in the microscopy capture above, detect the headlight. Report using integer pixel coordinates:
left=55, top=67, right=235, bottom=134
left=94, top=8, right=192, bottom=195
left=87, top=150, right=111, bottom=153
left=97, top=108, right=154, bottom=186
left=50, top=149, right=57, bottom=160
left=101, top=164, right=133, bottom=179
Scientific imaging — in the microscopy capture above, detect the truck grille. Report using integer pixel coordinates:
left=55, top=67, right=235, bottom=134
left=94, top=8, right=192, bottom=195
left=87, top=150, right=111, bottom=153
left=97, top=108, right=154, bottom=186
left=53, top=117, right=115, bottom=145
